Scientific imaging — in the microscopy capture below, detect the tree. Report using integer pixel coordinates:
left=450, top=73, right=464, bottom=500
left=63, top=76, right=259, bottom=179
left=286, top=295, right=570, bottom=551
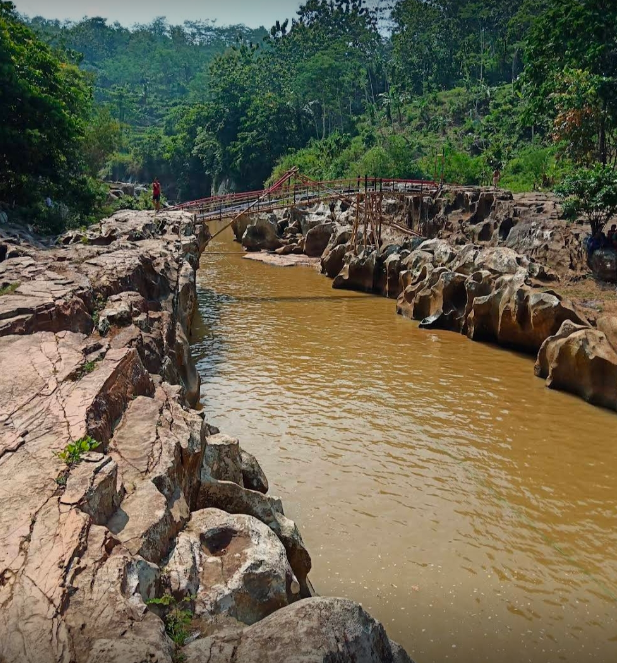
left=0, top=1, right=92, bottom=207
left=523, top=0, right=617, bottom=166
left=556, top=166, right=617, bottom=235
left=82, top=105, right=122, bottom=176
left=551, top=69, right=607, bottom=166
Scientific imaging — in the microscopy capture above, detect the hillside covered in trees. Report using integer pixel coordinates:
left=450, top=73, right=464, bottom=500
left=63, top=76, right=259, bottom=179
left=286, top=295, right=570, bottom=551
left=1, top=0, right=616, bottom=232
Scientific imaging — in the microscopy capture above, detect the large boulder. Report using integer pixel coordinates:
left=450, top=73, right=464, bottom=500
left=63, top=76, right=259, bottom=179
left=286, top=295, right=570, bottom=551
left=198, top=438, right=312, bottom=597
left=242, top=216, right=282, bottom=252
left=332, top=250, right=377, bottom=293
left=204, top=433, right=244, bottom=484
left=475, top=246, right=527, bottom=276
left=415, top=239, right=455, bottom=266
left=196, top=477, right=312, bottom=598
left=291, top=207, right=329, bottom=235
left=400, top=249, right=434, bottom=273
left=535, top=321, right=617, bottom=410
left=166, top=508, right=299, bottom=631
left=241, top=448, right=269, bottom=494
left=321, top=244, right=348, bottom=278
left=231, top=213, right=251, bottom=242
left=449, top=245, right=480, bottom=275
left=183, top=597, right=414, bottom=663
left=304, top=222, right=335, bottom=257
left=590, top=248, right=617, bottom=282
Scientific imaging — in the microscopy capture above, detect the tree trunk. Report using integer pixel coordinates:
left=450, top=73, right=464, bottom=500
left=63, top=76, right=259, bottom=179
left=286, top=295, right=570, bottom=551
left=322, top=103, right=326, bottom=140
left=600, top=99, right=607, bottom=166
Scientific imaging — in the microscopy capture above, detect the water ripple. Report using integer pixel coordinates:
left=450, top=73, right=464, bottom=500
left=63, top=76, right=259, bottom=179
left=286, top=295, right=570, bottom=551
left=192, top=225, right=617, bottom=663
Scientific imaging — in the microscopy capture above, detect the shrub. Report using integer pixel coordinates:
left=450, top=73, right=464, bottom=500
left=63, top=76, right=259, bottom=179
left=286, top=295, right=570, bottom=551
left=556, top=165, right=617, bottom=234
left=146, top=595, right=193, bottom=647
left=54, top=436, right=100, bottom=466
left=501, top=146, right=560, bottom=192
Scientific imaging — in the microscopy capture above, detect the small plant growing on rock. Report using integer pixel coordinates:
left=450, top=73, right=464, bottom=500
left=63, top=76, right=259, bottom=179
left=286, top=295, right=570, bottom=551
left=54, top=436, right=100, bottom=467
left=0, top=282, right=20, bottom=296
left=146, top=594, right=194, bottom=647
left=91, top=294, right=107, bottom=330
left=81, top=360, right=98, bottom=376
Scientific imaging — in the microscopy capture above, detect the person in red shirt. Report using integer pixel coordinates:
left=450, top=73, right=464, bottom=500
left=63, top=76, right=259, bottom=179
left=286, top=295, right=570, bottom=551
left=152, top=177, right=161, bottom=213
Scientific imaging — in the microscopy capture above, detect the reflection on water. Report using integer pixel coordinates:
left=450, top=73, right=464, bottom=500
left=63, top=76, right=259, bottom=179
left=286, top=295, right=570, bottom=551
left=191, top=223, right=617, bottom=663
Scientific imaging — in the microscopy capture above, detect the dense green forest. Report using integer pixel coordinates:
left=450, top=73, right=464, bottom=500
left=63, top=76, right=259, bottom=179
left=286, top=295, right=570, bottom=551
left=1, top=0, right=616, bottom=232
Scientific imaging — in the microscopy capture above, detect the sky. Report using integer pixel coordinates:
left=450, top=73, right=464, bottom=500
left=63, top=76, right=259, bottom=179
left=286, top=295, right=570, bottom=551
left=13, top=0, right=304, bottom=29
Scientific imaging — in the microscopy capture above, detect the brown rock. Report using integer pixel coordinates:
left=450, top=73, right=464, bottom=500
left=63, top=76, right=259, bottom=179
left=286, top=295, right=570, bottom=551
left=535, top=322, right=617, bottom=410
left=60, top=456, right=123, bottom=525
left=597, top=315, right=617, bottom=353
left=196, top=477, right=312, bottom=598
left=204, top=433, right=244, bottom=485
left=321, top=243, right=347, bottom=278
left=167, top=508, right=299, bottom=631
left=304, top=222, right=335, bottom=257
left=64, top=526, right=170, bottom=663
left=183, top=597, right=414, bottom=663
left=332, top=250, right=376, bottom=293
left=241, top=448, right=269, bottom=494
left=242, top=216, right=282, bottom=252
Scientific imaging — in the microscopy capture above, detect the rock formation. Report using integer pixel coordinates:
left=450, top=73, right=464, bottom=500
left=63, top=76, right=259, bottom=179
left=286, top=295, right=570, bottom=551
left=232, top=185, right=617, bottom=412
left=535, top=318, right=617, bottom=410
left=183, top=598, right=412, bottom=663
left=0, top=210, right=414, bottom=663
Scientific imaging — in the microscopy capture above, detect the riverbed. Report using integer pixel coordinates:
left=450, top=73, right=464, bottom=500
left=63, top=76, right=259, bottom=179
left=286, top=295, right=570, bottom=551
left=191, top=223, right=617, bottom=663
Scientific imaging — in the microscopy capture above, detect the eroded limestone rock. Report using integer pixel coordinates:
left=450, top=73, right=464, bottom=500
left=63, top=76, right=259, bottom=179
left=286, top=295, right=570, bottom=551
left=333, top=249, right=377, bottom=293
left=395, top=244, right=586, bottom=353
left=166, top=508, right=299, bottom=631
left=242, top=216, right=282, bottom=252
left=535, top=321, right=617, bottom=410
left=304, top=222, right=335, bottom=257
left=241, top=448, right=269, bottom=494
left=198, top=453, right=312, bottom=598
left=183, top=597, right=414, bottom=663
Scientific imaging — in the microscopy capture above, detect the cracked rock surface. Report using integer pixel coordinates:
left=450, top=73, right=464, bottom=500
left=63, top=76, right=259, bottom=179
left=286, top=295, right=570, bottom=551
left=0, top=210, right=413, bottom=663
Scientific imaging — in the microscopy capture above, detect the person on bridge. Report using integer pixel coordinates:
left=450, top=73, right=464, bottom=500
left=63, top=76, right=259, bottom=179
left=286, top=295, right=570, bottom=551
left=152, top=177, right=161, bottom=213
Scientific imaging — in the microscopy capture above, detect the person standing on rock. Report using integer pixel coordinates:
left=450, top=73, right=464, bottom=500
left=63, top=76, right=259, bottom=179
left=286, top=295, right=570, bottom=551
left=492, top=168, right=501, bottom=189
left=152, top=177, right=161, bottom=213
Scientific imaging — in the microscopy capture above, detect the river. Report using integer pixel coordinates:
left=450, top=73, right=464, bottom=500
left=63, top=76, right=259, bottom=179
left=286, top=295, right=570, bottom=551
left=191, top=223, right=617, bottom=663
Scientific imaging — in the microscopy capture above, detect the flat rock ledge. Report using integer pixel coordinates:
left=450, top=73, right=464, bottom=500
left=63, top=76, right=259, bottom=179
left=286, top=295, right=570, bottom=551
left=0, top=211, right=413, bottom=663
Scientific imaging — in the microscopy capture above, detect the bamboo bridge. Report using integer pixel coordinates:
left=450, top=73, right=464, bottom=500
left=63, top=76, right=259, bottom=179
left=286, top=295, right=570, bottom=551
left=167, top=168, right=441, bottom=244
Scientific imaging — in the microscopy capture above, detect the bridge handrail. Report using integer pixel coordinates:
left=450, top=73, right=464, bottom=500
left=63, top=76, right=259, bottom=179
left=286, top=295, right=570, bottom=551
left=167, top=170, right=439, bottom=213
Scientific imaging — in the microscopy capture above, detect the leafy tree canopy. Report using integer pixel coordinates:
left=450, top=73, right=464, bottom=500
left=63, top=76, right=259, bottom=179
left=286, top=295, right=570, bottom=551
left=0, top=1, right=97, bottom=228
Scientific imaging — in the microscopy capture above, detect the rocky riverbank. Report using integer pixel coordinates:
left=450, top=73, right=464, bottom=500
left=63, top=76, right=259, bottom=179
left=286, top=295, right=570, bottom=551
left=0, top=212, right=412, bottom=663
left=235, top=186, right=617, bottom=412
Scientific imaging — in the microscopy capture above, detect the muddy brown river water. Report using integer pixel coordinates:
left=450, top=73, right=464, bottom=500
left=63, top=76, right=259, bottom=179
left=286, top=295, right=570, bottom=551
left=191, top=223, right=617, bottom=663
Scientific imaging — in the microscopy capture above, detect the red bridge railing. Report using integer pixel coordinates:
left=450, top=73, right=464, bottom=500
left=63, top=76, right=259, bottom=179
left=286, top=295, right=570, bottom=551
left=167, top=170, right=439, bottom=221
